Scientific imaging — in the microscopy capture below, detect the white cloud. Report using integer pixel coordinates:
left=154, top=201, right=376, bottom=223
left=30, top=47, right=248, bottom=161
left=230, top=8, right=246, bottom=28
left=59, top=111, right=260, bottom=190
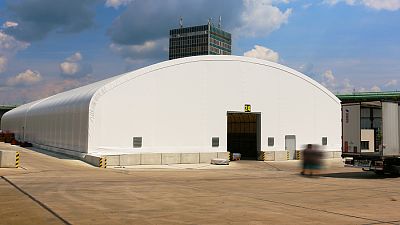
left=323, top=70, right=335, bottom=82
left=323, top=0, right=400, bottom=11
left=2, top=21, right=18, bottom=29
left=384, top=79, right=398, bottom=87
left=0, top=78, right=93, bottom=104
left=243, top=45, right=279, bottom=62
left=319, top=70, right=360, bottom=93
left=59, top=52, right=92, bottom=77
left=345, top=85, right=383, bottom=93
left=0, top=31, right=29, bottom=73
left=358, top=87, right=367, bottom=92
left=30, top=79, right=86, bottom=100
left=6, top=69, right=42, bottom=86
left=362, top=0, right=400, bottom=11
left=298, top=63, right=314, bottom=74
left=236, top=0, right=292, bottom=37
left=276, top=0, right=292, bottom=3
left=370, top=85, right=381, bottom=92
left=111, top=41, right=157, bottom=54
left=105, top=0, right=134, bottom=8
left=342, top=78, right=355, bottom=93
left=0, top=31, right=29, bottom=54
left=323, top=0, right=356, bottom=5
left=66, top=52, right=82, bottom=62
left=0, top=56, right=7, bottom=73
left=60, top=52, right=82, bottom=75
left=364, top=85, right=382, bottom=92
left=323, top=0, right=336, bottom=5
left=108, top=0, right=293, bottom=65
left=321, top=70, right=337, bottom=90
left=110, top=39, right=167, bottom=62
left=60, top=62, right=79, bottom=75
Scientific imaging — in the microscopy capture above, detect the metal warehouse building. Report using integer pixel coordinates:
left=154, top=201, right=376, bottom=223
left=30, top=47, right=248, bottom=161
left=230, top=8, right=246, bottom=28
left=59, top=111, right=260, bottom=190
left=1, top=55, right=341, bottom=164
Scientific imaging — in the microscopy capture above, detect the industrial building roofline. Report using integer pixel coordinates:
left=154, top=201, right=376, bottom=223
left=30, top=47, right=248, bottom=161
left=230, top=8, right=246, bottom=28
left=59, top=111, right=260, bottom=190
left=0, top=105, right=17, bottom=110
left=336, top=91, right=400, bottom=103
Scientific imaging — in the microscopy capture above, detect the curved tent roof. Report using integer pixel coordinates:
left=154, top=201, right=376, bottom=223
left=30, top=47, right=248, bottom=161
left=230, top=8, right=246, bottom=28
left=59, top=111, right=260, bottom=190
left=1, top=55, right=341, bottom=156
left=5, top=55, right=340, bottom=118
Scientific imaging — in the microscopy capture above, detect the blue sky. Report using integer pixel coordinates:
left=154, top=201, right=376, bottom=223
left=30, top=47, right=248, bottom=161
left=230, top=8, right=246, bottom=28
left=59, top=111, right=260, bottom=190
left=0, top=0, right=399, bottom=104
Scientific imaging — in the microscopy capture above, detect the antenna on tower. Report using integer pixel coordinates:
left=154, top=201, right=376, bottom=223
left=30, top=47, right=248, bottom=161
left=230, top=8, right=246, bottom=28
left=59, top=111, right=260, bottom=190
left=208, top=18, right=211, bottom=26
left=218, top=16, right=221, bottom=28
left=179, top=17, right=183, bottom=28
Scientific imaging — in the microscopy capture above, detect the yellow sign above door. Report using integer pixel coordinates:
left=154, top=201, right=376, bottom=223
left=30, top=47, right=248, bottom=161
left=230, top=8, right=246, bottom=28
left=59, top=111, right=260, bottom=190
left=244, top=104, right=251, bottom=112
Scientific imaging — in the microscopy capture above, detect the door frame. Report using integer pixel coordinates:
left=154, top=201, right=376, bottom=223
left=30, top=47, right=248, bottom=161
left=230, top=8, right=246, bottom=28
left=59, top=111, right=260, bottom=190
left=285, top=135, right=296, bottom=160
left=226, top=111, right=262, bottom=158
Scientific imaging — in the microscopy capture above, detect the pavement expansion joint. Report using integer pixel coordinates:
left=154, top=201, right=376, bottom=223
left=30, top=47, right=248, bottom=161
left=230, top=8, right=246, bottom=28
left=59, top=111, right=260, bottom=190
left=1, top=176, right=72, bottom=225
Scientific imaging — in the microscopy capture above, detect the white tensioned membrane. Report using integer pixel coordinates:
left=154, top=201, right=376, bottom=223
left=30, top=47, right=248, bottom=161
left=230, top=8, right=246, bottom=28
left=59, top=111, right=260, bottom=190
left=1, top=75, right=122, bottom=157
left=1, top=55, right=341, bottom=157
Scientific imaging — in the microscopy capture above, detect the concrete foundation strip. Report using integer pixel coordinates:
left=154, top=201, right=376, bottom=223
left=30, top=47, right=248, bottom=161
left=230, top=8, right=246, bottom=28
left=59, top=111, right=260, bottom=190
left=15, top=152, right=20, bottom=168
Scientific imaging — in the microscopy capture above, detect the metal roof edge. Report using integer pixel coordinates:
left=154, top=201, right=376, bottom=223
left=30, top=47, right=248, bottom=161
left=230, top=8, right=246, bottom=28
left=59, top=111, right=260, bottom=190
left=336, top=91, right=400, bottom=102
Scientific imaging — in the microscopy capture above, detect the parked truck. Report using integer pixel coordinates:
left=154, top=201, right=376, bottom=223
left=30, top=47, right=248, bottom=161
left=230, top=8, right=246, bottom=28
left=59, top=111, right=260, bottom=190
left=341, top=100, right=400, bottom=175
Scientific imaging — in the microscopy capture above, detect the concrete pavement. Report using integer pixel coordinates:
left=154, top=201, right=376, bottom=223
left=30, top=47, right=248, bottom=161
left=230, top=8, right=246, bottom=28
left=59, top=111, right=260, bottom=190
left=1, top=142, right=400, bottom=225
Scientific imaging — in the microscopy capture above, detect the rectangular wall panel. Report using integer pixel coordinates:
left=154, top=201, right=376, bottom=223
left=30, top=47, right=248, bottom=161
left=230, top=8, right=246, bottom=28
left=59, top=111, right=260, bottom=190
left=382, top=102, right=399, bottom=156
left=342, top=104, right=361, bottom=153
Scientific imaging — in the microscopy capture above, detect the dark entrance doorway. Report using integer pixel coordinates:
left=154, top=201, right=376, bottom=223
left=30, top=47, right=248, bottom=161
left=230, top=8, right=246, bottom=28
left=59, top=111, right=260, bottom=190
left=227, top=112, right=261, bottom=160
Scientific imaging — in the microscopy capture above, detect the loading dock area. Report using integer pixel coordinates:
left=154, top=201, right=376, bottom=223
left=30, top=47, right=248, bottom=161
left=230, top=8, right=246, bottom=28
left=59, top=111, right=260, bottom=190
left=337, top=92, right=400, bottom=174
left=227, top=112, right=261, bottom=160
left=1, top=142, right=400, bottom=224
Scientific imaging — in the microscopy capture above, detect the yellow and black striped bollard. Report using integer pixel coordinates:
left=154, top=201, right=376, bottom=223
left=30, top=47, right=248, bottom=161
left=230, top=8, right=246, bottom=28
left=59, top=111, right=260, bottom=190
left=99, top=157, right=107, bottom=168
left=258, top=152, right=265, bottom=161
left=99, top=157, right=103, bottom=168
left=286, top=151, right=290, bottom=160
left=15, top=152, right=20, bottom=168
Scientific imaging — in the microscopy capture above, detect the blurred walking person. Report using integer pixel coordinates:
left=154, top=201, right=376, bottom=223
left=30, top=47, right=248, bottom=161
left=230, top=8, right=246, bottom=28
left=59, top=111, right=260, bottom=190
left=301, top=144, right=323, bottom=176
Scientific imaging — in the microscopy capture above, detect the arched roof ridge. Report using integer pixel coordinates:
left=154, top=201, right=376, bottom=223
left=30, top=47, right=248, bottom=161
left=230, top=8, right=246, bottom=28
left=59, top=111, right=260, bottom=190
left=89, top=55, right=340, bottom=108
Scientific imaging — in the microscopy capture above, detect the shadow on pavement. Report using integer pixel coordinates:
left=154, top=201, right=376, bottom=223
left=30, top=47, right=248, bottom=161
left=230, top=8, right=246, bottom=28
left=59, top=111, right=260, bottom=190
left=319, top=171, right=400, bottom=179
left=24, top=146, right=78, bottom=160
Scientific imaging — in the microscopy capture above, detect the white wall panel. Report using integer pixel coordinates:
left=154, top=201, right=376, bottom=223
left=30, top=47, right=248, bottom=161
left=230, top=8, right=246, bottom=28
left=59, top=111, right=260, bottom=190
left=382, top=102, right=399, bottom=156
left=342, top=104, right=361, bottom=153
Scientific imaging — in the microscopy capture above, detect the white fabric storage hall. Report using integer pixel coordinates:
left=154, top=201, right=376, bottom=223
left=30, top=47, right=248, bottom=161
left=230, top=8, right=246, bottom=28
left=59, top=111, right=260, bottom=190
left=1, top=55, right=341, bottom=160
